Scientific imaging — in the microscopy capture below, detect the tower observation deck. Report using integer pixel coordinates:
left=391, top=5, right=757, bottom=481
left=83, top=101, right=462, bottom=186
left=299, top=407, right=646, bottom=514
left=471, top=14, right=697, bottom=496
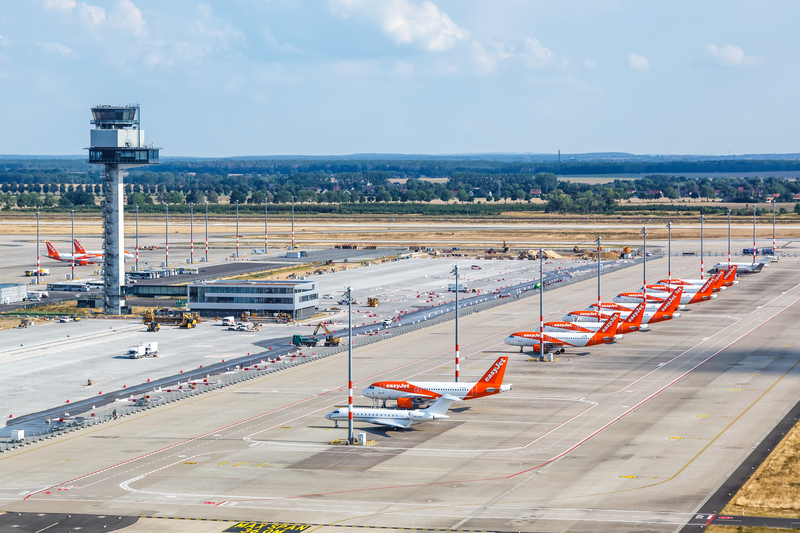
left=87, top=104, right=160, bottom=315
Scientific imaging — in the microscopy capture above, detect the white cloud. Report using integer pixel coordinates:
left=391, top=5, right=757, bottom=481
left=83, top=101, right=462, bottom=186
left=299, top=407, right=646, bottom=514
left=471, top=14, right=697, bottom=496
left=706, top=43, right=760, bottom=66
left=79, top=3, right=105, bottom=25
left=38, top=41, right=78, bottom=59
left=628, top=52, right=649, bottom=71
left=112, top=0, right=146, bottom=36
left=332, top=0, right=470, bottom=52
left=584, top=59, right=596, bottom=69
left=43, top=0, right=77, bottom=11
left=521, top=37, right=555, bottom=68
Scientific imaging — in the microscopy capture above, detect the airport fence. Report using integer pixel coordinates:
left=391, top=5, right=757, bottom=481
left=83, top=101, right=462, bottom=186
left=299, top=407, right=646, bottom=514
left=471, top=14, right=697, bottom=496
left=0, top=253, right=656, bottom=452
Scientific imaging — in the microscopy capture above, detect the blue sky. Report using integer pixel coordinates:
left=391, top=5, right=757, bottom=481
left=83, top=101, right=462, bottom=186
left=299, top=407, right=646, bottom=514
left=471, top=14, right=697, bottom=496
left=0, top=0, right=796, bottom=157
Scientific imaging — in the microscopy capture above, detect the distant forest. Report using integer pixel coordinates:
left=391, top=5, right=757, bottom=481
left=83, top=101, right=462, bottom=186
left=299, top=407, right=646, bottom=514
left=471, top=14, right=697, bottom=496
left=0, top=158, right=798, bottom=216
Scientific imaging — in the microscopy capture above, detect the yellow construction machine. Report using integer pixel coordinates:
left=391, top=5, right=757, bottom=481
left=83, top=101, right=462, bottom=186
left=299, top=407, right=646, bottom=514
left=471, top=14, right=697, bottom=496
left=146, top=321, right=161, bottom=332
left=367, top=297, right=380, bottom=307
left=143, top=308, right=201, bottom=326
left=18, top=318, right=34, bottom=328
left=313, top=322, right=341, bottom=346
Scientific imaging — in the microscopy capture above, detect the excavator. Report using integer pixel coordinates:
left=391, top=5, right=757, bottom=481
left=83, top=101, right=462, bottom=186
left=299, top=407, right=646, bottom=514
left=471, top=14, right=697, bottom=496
left=313, top=322, right=342, bottom=346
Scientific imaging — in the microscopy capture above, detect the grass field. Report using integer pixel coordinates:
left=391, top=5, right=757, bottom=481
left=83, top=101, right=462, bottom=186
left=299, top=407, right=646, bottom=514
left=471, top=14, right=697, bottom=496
left=722, top=419, right=800, bottom=518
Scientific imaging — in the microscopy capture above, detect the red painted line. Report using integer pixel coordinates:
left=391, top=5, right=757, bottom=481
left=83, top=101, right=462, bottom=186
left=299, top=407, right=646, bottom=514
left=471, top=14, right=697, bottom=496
left=706, top=513, right=717, bottom=525
left=219, top=289, right=800, bottom=503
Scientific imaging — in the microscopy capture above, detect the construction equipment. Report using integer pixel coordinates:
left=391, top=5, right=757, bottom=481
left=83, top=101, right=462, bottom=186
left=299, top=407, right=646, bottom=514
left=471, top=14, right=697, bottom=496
left=18, top=318, right=34, bottom=328
left=292, top=334, right=319, bottom=347
left=180, top=315, right=197, bottom=329
left=146, top=321, right=160, bottom=332
left=143, top=308, right=202, bottom=326
left=502, top=239, right=509, bottom=253
left=313, top=322, right=341, bottom=346
left=25, top=268, right=50, bottom=276
left=367, top=297, right=380, bottom=307
left=278, top=312, right=293, bottom=322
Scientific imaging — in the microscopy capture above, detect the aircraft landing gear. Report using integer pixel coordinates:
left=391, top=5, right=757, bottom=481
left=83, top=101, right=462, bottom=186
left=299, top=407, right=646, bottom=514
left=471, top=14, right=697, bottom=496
left=519, top=347, right=524, bottom=353
left=334, top=421, right=339, bottom=428
left=381, top=400, right=387, bottom=408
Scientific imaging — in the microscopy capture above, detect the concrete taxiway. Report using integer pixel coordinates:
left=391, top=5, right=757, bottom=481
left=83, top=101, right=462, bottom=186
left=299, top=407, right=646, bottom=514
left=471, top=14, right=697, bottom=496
left=0, top=250, right=798, bottom=532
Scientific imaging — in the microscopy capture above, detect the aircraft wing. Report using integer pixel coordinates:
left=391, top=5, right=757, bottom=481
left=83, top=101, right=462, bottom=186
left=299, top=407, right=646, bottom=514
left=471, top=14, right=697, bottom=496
left=365, top=417, right=413, bottom=429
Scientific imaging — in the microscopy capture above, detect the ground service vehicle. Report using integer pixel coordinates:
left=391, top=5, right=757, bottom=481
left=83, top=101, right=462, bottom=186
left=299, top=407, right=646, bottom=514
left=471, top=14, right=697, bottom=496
left=146, top=321, right=160, bottom=332
left=382, top=319, right=393, bottom=327
left=222, top=316, right=236, bottom=326
left=292, top=334, right=319, bottom=347
left=25, top=269, right=50, bottom=276
left=127, top=345, right=147, bottom=359
left=448, top=283, right=469, bottom=292
left=18, top=318, right=34, bottom=328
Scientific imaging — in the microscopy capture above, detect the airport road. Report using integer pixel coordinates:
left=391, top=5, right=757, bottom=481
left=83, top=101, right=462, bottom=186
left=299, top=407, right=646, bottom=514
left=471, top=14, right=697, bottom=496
left=0, top=255, right=797, bottom=533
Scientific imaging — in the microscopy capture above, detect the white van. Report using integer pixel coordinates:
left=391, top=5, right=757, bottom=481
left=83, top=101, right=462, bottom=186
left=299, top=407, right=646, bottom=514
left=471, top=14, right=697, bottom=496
left=222, top=316, right=236, bottom=326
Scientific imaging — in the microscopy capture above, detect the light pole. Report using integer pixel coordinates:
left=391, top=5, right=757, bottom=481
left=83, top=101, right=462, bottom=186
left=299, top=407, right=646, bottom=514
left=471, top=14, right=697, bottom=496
left=36, top=211, right=40, bottom=285
left=753, top=204, right=757, bottom=265
left=264, top=200, right=268, bottom=254
left=699, top=215, right=707, bottom=280
left=135, top=205, right=139, bottom=272
left=539, top=247, right=544, bottom=361
left=190, top=202, right=194, bottom=264
left=165, top=204, right=169, bottom=266
left=346, top=286, right=354, bottom=443
left=596, top=236, right=601, bottom=311
left=727, top=209, right=732, bottom=270
left=666, top=221, right=672, bottom=283
left=772, top=199, right=776, bottom=257
left=235, top=199, right=240, bottom=258
left=205, top=201, right=209, bottom=263
left=452, top=264, right=460, bottom=382
left=641, top=227, right=647, bottom=301
left=71, top=209, right=75, bottom=280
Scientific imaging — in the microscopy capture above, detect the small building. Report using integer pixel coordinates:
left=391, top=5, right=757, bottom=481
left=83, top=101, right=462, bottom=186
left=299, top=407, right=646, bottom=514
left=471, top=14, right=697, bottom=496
left=0, top=283, right=26, bottom=304
left=187, top=279, right=319, bottom=319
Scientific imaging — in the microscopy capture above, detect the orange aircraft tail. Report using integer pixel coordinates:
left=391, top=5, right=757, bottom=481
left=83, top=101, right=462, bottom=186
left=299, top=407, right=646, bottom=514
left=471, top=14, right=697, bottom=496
left=623, top=302, right=646, bottom=330
left=73, top=239, right=87, bottom=254
left=589, top=313, right=619, bottom=344
left=479, top=357, right=508, bottom=388
left=45, top=241, right=60, bottom=259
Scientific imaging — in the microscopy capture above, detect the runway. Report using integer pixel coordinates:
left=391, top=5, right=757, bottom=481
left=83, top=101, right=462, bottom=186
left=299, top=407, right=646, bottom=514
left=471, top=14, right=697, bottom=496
left=0, top=254, right=797, bottom=532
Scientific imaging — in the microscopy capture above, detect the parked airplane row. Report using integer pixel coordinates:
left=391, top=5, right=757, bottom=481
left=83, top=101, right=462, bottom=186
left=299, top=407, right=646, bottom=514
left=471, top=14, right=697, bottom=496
left=44, top=239, right=132, bottom=265
left=326, top=256, right=768, bottom=431
left=503, top=265, right=740, bottom=354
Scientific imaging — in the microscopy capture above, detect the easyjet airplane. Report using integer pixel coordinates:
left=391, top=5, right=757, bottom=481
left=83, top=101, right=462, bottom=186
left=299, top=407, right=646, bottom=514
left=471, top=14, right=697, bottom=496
left=504, top=313, right=620, bottom=353
left=45, top=241, right=99, bottom=265
left=657, top=266, right=738, bottom=288
left=569, top=287, right=683, bottom=325
left=74, top=239, right=133, bottom=259
left=615, top=271, right=721, bottom=305
left=547, top=303, right=646, bottom=334
left=362, top=356, right=511, bottom=408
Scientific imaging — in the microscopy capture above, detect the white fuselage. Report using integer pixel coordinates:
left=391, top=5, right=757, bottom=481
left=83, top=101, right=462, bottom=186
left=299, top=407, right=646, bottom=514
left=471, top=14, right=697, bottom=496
left=565, top=309, right=677, bottom=325
left=545, top=322, right=648, bottom=333
left=363, top=382, right=473, bottom=401
left=504, top=331, right=620, bottom=348
left=614, top=292, right=714, bottom=305
left=324, top=406, right=448, bottom=428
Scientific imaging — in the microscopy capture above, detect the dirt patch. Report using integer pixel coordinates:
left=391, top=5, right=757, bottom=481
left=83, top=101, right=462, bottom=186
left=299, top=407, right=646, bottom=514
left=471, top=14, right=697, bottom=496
left=722, top=419, right=800, bottom=518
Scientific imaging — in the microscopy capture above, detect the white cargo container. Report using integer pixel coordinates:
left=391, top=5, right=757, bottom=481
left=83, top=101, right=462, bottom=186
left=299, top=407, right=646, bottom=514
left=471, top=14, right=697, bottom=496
left=144, top=342, right=158, bottom=356
left=10, top=429, right=24, bottom=442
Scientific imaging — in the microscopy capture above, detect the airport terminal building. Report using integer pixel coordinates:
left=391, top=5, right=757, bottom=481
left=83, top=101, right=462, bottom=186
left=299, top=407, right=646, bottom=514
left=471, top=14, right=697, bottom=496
left=187, top=279, right=319, bottom=319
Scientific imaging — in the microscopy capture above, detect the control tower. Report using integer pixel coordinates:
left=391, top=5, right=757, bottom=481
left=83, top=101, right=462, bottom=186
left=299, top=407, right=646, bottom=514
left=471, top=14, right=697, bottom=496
left=87, top=105, right=160, bottom=315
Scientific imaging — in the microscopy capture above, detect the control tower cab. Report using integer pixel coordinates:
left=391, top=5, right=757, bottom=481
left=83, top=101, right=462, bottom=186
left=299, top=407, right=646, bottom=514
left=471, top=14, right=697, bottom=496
left=87, top=104, right=160, bottom=315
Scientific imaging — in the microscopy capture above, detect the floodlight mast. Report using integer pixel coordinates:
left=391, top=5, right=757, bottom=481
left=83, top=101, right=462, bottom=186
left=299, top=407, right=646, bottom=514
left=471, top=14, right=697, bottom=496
left=87, top=104, right=160, bottom=315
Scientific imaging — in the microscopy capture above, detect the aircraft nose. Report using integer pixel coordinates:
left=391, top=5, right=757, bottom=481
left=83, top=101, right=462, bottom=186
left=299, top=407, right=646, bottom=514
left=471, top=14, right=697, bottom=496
left=504, top=336, right=515, bottom=345
left=361, top=388, right=373, bottom=398
left=324, top=413, right=332, bottom=420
